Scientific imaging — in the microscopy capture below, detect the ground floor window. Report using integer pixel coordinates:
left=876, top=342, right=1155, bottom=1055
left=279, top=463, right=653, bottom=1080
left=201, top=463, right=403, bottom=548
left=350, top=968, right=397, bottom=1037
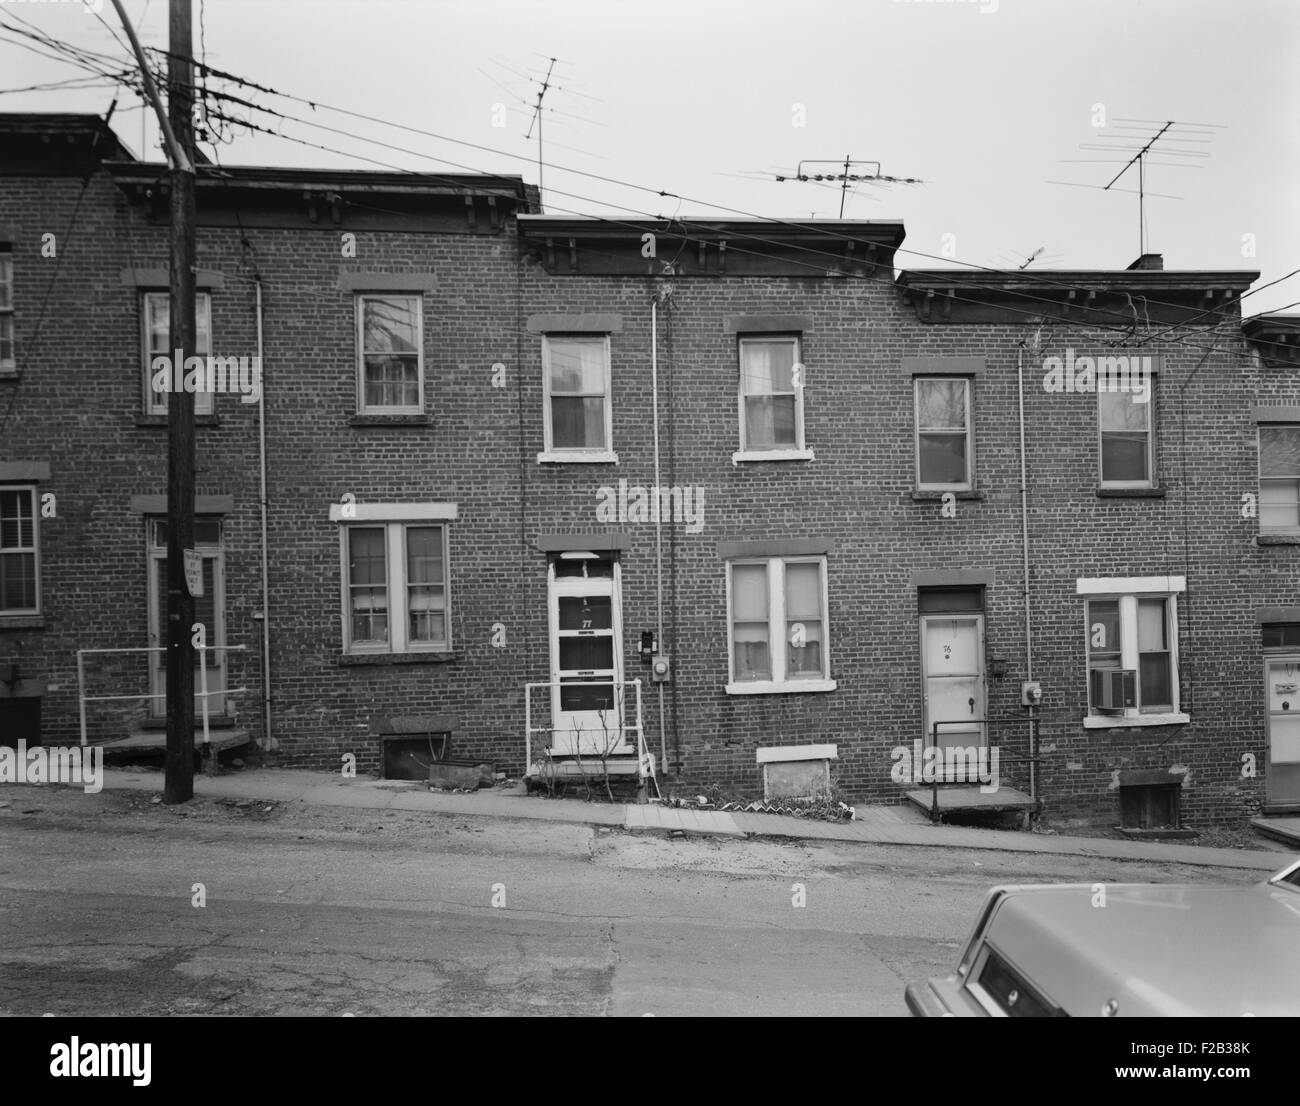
left=726, top=556, right=832, bottom=693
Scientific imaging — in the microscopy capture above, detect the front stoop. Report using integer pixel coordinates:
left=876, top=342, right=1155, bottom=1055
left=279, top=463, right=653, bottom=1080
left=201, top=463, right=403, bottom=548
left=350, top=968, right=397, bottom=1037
left=905, top=785, right=1040, bottom=826
left=1251, top=816, right=1300, bottom=848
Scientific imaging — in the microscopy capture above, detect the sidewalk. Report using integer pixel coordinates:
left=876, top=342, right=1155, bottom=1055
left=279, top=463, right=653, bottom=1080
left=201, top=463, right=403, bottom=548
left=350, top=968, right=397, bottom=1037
left=100, top=768, right=1290, bottom=872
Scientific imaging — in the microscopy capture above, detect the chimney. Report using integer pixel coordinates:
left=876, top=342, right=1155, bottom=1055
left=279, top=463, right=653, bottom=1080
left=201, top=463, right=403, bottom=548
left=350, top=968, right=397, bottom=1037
left=1126, top=253, right=1163, bottom=271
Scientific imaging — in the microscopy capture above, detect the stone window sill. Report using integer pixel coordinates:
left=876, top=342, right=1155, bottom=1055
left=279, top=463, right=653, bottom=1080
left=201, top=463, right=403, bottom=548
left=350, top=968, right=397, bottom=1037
left=339, top=650, right=457, bottom=666
left=349, top=414, right=431, bottom=428
left=1096, top=487, right=1166, bottom=498
left=731, top=448, right=815, bottom=464
left=1082, top=711, right=1189, bottom=729
left=536, top=450, right=619, bottom=464
left=912, top=489, right=983, bottom=501
left=0, top=615, right=44, bottom=631
left=726, top=678, right=837, bottom=695
left=136, top=414, right=220, bottom=427
left=1257, top=533, right=1300, bottom=545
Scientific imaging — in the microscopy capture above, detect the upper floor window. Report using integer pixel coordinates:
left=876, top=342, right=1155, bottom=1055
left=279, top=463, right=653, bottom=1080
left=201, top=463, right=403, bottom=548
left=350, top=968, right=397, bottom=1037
left=143, top=292, right=212, bottom=415
left=0, top=250, right=14, bottom=372
left=357, top=294, right=423, bottom=414
left=540, top=334, right=614, bottom=461
left=0, top=486, right=38, bottom=615
left=915, top=377, right=972, bottom=490
left=342, top=521, right=449, bottom=654
left=1259, top=425, right=1300, bottom=534
left=727, top=556, right=833, bottom=693
left=1099, top=384, right=1154, bottom=487
left=735, top=335, right=810, bottom=461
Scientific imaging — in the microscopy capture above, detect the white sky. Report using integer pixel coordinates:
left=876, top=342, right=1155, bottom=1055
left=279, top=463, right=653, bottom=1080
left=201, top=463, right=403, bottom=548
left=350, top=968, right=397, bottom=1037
left=2, top=0, right=1297, bottom=313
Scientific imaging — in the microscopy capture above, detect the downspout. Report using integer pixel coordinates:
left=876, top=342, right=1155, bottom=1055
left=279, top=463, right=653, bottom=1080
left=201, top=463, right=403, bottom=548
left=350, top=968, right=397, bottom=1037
left=651, top=291, right=667, bottom=772
left=1017, top=339, right=1036, bottom=801
left=256, top=279, right=272, bottom=751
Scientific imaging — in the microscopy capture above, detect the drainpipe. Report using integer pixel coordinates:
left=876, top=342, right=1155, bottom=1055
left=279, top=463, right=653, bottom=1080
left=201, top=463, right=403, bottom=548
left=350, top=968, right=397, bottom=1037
left=255, top=279, right=272, bottom=752
left=651, top=291, right=667, bottom=773
left=1017, top=340, right=1036, bottom=801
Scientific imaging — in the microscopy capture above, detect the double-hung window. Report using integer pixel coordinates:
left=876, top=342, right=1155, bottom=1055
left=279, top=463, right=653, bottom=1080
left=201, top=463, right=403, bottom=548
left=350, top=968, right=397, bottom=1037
left=736, top=335, right=809, bottom=460
left=915, top=377, right=973, bottom=490
left=540, top=334, right=614, bottom=461
left=340, top=519, right=450, bottom=654
left=1098, top=382, right=1155, bottom=488
left=357, top=294, right=423, bottom=414
left=727, top=556, right=833, bottom=693
left=1259, top=425, right=1300, bottom=534
left=1079, top=577, right=1184, bottom=725
left=144, top=292, right=213, bottom=415
left=0, top=486, right=39, bottom=616
left=0, top=249, right=14, bottom=373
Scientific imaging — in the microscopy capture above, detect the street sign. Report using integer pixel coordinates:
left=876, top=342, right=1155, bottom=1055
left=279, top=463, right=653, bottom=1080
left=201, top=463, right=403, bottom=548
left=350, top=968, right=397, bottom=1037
left=183, top=549, right=204, bottom=597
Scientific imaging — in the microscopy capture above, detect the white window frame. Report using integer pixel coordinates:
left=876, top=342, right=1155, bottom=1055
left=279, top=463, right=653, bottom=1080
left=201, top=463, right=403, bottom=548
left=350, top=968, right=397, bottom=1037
left=1097, top=379, right=1156, bottom=489
left=725, top=555, right=835, bottom=694
left=914, top=376, right=973, bottom=492
left=537, top=333, right=616, bottom=463
left=143, top=291, right=213, bottom=415
left=1077, top=576, right=1186, bottom=727
left=733, top=334, right=813, bottom=463
left=356, top=293, right=425, bottom=415
left=1258, top=424, right=1300, bottom=535
left=0, top=251, right=14, bottom=373
left=338, top=518, right=451, bottom=655
left=0, top=484, right=40, bottom=616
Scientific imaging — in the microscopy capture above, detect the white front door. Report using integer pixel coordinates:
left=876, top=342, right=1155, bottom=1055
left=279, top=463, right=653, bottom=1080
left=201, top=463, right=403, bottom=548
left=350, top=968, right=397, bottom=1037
left=921, top=614, right=986, bottom=779
left=548, top=554, right=626, bottom=756
left=1265, top=656, right=1300, bottom=805
left=147, top=518, right=227, bottom=719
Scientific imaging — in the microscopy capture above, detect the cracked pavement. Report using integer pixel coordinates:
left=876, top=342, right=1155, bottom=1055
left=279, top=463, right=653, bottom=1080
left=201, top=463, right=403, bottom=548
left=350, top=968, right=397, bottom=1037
left=0, top=784, right=1265, bottom=1016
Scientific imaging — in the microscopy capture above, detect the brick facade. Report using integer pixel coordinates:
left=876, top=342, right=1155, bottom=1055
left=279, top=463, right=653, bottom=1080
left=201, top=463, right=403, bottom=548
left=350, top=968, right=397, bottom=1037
left=2, top=113, right=1292, bottom=829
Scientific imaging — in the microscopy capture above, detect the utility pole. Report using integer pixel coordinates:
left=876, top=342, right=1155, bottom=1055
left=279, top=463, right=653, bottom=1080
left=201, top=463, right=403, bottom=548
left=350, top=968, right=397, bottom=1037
left=164, top=0, right=197, bottom=802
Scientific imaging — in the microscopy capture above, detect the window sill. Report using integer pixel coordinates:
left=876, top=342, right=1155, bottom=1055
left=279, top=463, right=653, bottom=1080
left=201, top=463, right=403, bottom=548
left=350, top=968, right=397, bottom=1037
left=1256, top=533, right=1300, bottom=545
left=912, top=489, right=982, bottom=501
left=349, top=414, right=431, bottom=427
left=136, top=414, right=220, bottom=427
left=1096, top=486, right=1165, bottom=498
left=536, top=450, right=619, bottom=464
left=726, top=678, right=837, bottom=695
left=731, top=448, right=815, bottom=464
left=0, top=615, right=44, bottom=631
left=1083, top=711, right=1189, bottom=729
left=339, top=650, right=457, bottom=666
left=0, top=368, right=19, bottom=381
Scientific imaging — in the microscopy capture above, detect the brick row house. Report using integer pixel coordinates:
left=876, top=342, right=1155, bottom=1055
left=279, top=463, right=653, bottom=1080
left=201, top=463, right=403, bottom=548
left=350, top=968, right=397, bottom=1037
left=2, top=112, right=1297, bottom=830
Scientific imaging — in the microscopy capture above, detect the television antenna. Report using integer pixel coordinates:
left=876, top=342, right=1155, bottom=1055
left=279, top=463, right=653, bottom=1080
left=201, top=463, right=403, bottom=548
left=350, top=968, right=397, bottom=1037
left=774, top=156, right=925, bottom=217
left=1047, top=118, right=1223, bottom=255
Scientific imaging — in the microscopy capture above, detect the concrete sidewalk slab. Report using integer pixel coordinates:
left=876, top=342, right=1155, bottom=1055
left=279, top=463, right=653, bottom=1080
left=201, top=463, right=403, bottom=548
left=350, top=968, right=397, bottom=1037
left=95, top=768, right=1290, bottom=871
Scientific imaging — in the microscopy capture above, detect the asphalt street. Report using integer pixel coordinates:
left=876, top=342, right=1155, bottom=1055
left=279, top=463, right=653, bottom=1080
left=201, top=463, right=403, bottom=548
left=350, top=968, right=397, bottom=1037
left=0, top=785, right=1267, bottom=1016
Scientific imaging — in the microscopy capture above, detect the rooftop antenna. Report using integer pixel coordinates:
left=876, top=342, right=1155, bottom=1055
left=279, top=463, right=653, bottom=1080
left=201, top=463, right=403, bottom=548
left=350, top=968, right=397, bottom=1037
left=1048, top=117, right=1222, bottom=255
left=480, top=55, right=607, bottom=209
left=775, top=157, right=925, bottom=217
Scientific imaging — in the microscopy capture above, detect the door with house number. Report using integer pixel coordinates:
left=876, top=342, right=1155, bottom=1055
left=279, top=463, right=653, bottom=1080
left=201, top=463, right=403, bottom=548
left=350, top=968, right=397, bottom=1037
left=921, top=614, right=986, bottom=779
left=548, top=554, right=627, bottom=756
left=1265, top=656, right=1300, bottom=806
left=147, top=518, right=227, bottom=719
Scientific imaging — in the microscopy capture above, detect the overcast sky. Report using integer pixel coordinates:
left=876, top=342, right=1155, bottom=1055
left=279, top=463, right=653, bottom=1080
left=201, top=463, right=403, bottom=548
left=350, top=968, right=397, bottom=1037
left=3, top=0, right=1297, bottom=313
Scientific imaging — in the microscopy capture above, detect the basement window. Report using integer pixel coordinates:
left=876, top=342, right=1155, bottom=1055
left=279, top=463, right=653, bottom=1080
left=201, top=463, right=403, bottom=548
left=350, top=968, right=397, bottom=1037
left=1118, top=782, right=1181, bottom=830
left=381, top=732, right=450, bottom=781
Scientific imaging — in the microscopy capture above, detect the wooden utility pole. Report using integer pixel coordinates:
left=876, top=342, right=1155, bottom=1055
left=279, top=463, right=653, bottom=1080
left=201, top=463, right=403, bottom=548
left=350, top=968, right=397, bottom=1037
left=164, top=0, right=197, bottom=802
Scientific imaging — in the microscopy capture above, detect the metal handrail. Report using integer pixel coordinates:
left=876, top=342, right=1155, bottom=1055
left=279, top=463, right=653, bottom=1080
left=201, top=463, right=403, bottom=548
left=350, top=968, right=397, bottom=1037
left=524, top=678, right=647, bottom=781
left=77, top=643, right=249, bottom=748
left=925, top=716, right=1040, bottom=821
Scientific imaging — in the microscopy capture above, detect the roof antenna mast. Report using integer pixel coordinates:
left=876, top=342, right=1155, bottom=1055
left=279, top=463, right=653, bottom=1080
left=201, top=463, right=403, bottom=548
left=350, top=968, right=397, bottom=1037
left=526, top=57, right=557, bottom=207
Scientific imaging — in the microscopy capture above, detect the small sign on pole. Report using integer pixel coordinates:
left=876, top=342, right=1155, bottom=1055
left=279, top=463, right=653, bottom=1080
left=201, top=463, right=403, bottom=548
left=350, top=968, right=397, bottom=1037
left=183, top=549, right=204, bottom=598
